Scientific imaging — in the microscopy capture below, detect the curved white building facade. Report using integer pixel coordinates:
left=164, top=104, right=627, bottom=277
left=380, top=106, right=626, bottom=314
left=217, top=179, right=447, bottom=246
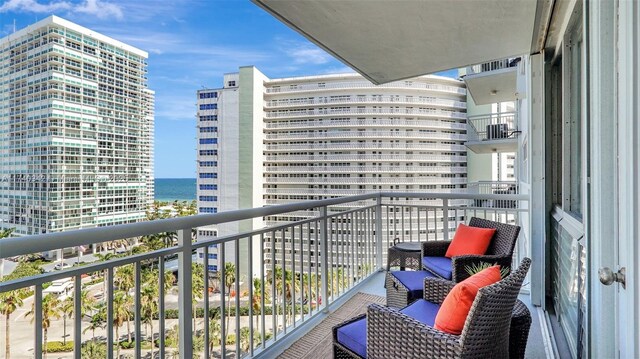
left=263, top=73, right=467, bottom=205
left=196, top=67, right=467, bottom=272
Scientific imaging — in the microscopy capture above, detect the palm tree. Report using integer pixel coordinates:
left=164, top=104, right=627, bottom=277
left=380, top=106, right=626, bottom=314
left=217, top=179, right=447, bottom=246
left=113, top=290, right=133, bottom=357
left=114, top=264, right=135, bottom=339
left=83, top=304, right=106, bottom=341
left=61, top=296, right=74, bottom=345
left=140, top=233, right=166, bottom=251
left=223, top=262, right=236, bottom=342
left=26, top=293, right=62, bottom=358
left=95, top=252, right=117, bottom=296
left=251, top=278, right=268, bottom=334
left=161, top=231, right=178, bottom=247
left=0, top=290, right=23, bottom=359
left=191, top=263, right=205, bottom=332
left=79, top=289, right=97, bottom=318
left=140, top=285, right=158, bottom=356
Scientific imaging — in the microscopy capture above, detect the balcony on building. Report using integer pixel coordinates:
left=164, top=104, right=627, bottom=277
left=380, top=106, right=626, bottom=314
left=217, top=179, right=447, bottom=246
left=467, top=181, right=519, bottom=209
left=465, top=111, right=519, bottom=154
left=463, top=58, right=522, bottom=106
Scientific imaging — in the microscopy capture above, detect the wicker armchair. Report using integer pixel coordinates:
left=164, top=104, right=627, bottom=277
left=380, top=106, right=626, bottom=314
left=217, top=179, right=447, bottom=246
left=333, top=258, right=531, bottom=359
left=421, top=217, right=521, bottom=282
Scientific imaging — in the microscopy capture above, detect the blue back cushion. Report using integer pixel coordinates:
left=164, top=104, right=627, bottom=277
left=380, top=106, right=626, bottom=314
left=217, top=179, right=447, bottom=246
left=422, top=256, right=453, bottom=280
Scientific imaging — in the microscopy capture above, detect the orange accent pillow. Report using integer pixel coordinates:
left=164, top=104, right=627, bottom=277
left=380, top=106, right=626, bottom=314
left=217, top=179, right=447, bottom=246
left=434, top=265, right=502, bottom=335
left=445, top=223, right=496, bottom=258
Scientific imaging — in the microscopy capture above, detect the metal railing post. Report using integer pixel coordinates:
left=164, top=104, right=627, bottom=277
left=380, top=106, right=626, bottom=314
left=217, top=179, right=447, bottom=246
left=320, top=206, right=329, bottom=312
left=443, top=199, right=450, bottom=240
left=34, top=285, right=43, bottom=359
left=177, top=228, right=193, bottom=359
left=375, top=195, right=383, bottom=271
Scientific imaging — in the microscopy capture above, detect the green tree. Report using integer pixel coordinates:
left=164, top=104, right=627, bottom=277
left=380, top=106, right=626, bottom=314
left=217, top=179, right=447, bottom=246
left=0, top=290, right=23, bottom=359
left=81, top=340, right=106, bottom=359
left=83, top=304, right=106, bottom=341
left=140, top=285, right=158, bottom=356
left=61, top=296, right=74, bottom=345
left=251, top=277, right=269, bottom=334
left=79, top=289, right=97, bottom=318
left=192, top=263, right=205, bottom=332
left=208, top=320, right=221, bottom=352
left=26, top=293, right=62, bottom=358
left=113, top=290, right=133, bottom=358
left=223, top=262, right=236, bottom=342
left=114, top=264, right=135, bottom=292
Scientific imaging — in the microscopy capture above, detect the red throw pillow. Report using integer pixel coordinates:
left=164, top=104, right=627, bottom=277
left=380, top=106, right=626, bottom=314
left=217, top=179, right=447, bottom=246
left=445, top=223, right=496, bottom=258
left=434, top=265, right=502, bottom=335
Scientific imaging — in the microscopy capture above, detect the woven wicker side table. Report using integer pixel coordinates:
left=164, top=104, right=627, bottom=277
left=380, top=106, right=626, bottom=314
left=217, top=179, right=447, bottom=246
left=386, top=241, right=422, bottom=271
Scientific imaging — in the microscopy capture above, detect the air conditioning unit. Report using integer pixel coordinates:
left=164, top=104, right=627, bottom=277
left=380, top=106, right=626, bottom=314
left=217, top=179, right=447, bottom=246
left=486, top=123, right=509, bottom=140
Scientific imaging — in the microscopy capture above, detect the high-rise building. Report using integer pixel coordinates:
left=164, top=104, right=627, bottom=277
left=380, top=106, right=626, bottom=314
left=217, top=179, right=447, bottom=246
left=0, top=16, right=154, bottom=247
left=196, top=66, right=467, bottom=272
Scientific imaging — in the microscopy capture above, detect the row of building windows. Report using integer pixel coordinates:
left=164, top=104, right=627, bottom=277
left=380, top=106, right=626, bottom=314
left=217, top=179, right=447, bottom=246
left=207, top=265, right=218, bottom=272
left=199, top=173, right=218, bottom=179
left=200, top=138, right=218, bottom=144
left=199, top=104, right=217, bottom=110
left=199, top=92, right=218, bottom=99
left=198, top=252, right=218, bottom=259
left=199, top=184, right=218, bottom=190
left=200, top=127, right=218, bottom=133
left=199, top=150, right=217, bottom=156
left=199, top=196, right=218, bottom=201
left=200, top=207, right=218, bottom=213
left=200, top=161, right=218, bottom=167
left=200, top=115, right=218, bottom=121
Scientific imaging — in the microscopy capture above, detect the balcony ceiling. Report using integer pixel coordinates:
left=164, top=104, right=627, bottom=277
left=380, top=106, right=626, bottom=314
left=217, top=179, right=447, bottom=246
left=464, top=67, right=518, bottom=105
left=253, top=0, right=548, bottom=85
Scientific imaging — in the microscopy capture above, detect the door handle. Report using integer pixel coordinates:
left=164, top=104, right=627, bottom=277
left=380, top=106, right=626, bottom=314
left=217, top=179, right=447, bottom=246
left=598, top=267, right=626, bottom=289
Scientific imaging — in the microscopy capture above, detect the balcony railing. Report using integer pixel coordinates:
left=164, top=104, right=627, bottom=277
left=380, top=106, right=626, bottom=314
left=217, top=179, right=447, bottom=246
left=467, top=112, right=518, bottom=142
left=466, top=57, right=521, bottom=75
left=265, top=108, right=466, bottom=119
left=467, top=181, right=519, bottom=208
left=265, top=96, right=466, bottom=109
left=0, top=192, right=526, bottom=359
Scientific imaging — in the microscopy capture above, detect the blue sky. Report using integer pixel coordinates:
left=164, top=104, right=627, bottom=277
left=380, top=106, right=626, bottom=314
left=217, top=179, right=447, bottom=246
left=1, top=0, right=459, bottom=178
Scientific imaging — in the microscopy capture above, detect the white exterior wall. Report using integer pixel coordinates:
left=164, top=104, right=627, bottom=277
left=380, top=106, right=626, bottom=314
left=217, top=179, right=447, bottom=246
left=0, top=16, right=153, bottom=243
left=197, top=70, right=468, bottom=270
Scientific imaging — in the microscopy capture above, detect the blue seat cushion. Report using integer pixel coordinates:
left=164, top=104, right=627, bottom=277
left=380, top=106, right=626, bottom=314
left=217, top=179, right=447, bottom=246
left=400, top=299, right=441, bottom=327
left=336, top=300, right=441, bottom=358
left=422, top=256, right=453, bottom=280
left=389, top=270, right=435, bottom=297
left=336, top=317, right=368, bottom=358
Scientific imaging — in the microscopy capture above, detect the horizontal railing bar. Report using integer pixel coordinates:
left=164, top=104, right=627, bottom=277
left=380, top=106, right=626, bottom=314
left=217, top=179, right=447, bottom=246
left=381, top=203, right=528, bottom=213
left=378, top=192, right=526, bottom=200
left=0, top=192, right=528, bottom=260
left=191, top=214, right=332, bottom=250
left=325, top=204, right=377, bottom=218
left=0, top=193, right=378, bottom=258
left=0, top=247, right=177, bottom=292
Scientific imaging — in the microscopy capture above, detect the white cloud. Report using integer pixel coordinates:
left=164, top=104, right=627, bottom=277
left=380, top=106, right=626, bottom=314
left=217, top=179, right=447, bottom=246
left=287, top=46, right=332, bottom=65
left=0, top=0, right=72, bottom=13
left=75, top=0, right=122, bottom=19
left=0, top=0, right=123, bottom=20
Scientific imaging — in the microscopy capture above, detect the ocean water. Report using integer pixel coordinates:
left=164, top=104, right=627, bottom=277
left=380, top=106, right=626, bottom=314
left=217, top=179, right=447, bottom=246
left=155, top=178, right=196, bottom=202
